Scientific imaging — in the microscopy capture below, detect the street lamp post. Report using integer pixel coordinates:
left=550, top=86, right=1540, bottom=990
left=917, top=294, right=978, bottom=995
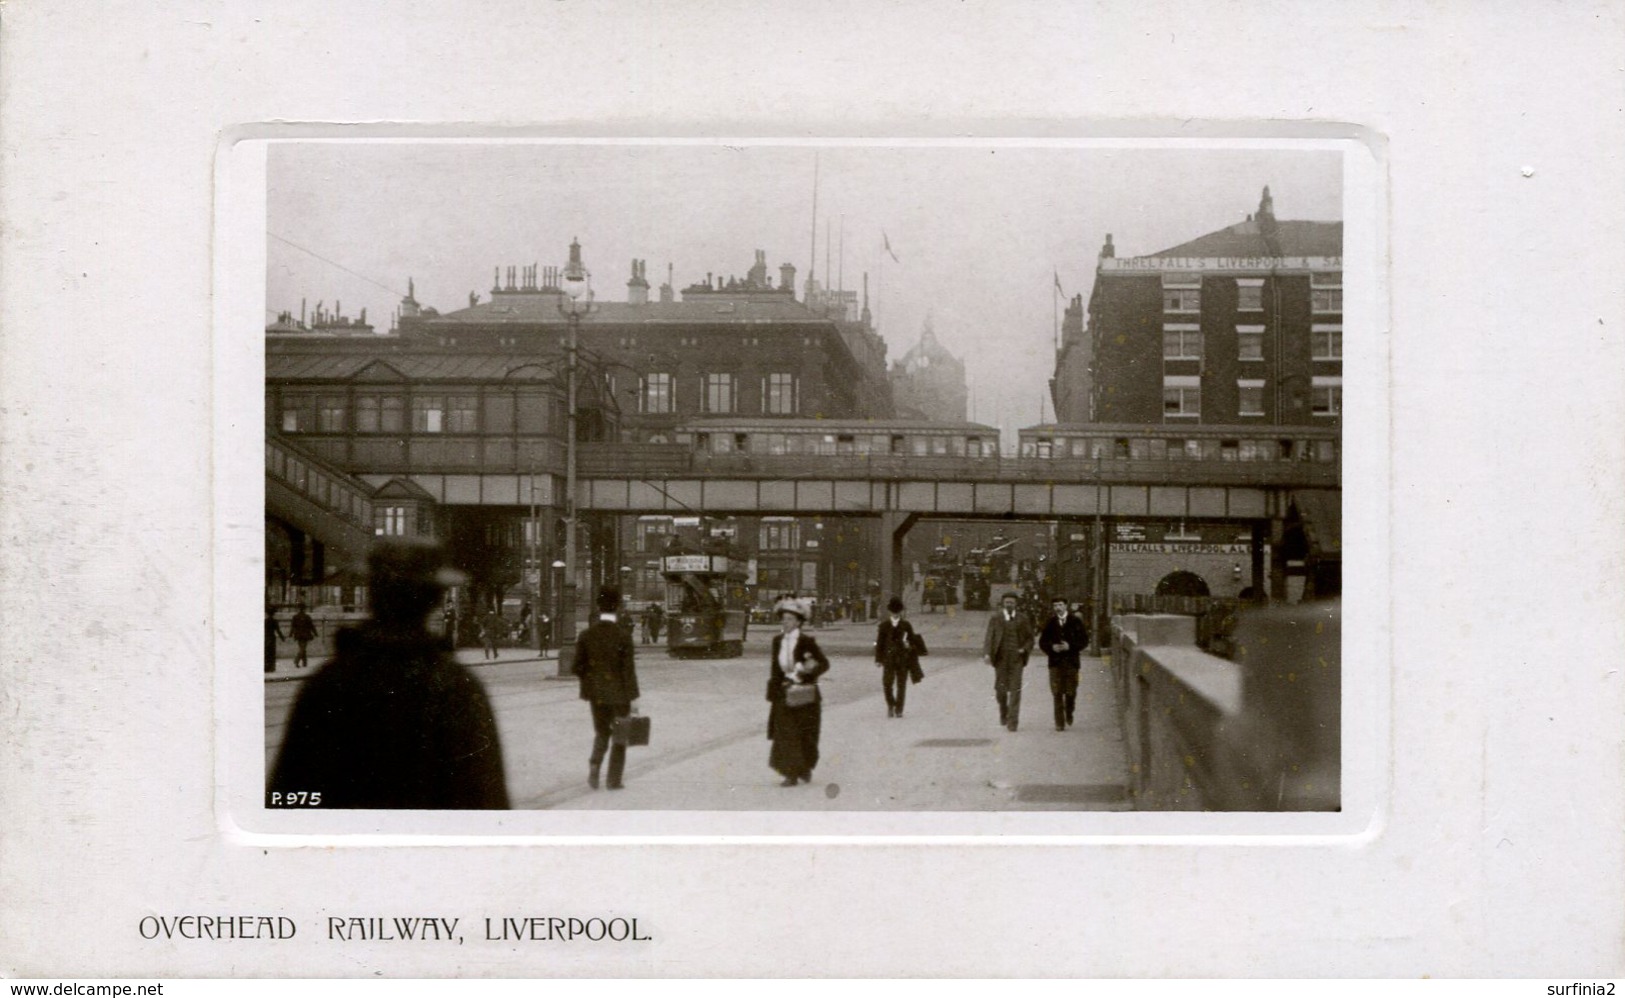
left=556, top=239, right=592, bottom=675
left=550, top=559, right=566, bottom=661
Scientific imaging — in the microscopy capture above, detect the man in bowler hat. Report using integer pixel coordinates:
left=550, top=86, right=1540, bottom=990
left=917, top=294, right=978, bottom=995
left=268, top=538, right=510, bottom=809
left=1038, top=596, right=1090, bottom=731
left=982, top=591, right=1035, bottom=731
left=573, top=586, right=641, bottom=790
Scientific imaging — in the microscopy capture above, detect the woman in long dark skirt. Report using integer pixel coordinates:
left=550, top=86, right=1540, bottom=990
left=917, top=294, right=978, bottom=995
left=766, top=597, right=830, bottom=787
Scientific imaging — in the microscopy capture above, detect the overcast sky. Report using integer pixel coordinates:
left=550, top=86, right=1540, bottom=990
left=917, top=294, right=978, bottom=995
left=267, top=141, right=1342, bottom=437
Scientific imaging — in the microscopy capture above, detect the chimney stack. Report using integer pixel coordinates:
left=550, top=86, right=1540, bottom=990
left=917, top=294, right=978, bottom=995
left=627, top=258, right=650, bottom=305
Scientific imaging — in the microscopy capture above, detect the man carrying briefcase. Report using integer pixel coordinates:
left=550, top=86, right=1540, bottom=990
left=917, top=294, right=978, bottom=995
left=572, top=586, right=641, bottom=790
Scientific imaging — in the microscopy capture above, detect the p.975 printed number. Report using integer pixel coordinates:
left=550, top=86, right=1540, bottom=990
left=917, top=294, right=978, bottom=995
left=267, top=791, right=322, bottom=807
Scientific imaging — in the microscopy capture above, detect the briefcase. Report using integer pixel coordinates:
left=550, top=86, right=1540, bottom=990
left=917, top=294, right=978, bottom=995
left=612, top=712, right=651, bottom=747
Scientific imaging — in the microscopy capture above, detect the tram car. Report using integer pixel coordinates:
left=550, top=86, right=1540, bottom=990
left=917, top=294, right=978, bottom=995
left=661, top=518, right=750, bottom=658
left=921, top=544, right=960, bottom=611
left=960, top=554, right=992, bottom=610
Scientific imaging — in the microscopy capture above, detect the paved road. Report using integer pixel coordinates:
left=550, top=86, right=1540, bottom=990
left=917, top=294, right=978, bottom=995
left=265, top=608, right=1132, bottom=812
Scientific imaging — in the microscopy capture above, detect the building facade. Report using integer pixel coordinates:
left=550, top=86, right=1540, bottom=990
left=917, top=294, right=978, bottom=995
left=889, top=315, right=968, bottom=422
left=265, top=241, right=894, bottom=618
left=1048, top=187, right=1343, bottom=603
left=1053, top=187, right=1343, bottom=429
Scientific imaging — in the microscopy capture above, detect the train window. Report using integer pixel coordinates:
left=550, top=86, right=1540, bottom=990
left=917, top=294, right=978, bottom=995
left=412, top=396, right=445, bottom=433
left=735, top=433, right=750, bottom=452
left=1279, top=439, right=1294, bottom=460
left=967, top=437, right=983, bottom=458
left=281, top=394, right=314, bottom=433
left=836, top=434, right=855, bottom=456
left=931, top=436, right=949, bottom=456
left=711, top=433, right=735, bottom=454
left=1315, top=440, right=1336, bottom=463
left=912, top=436, right=928, bottom=456
left=1238, top=440, right=1266, bottom=461
left=948, top=436, right=965, bottom=457
left=1130, top=439, right=1152, bottom=460
left=891, top=435, right=906, bottom=455
left=1221, top=439, right=1239, bottom=461
left=695, top=433, right=710, bottom=452
left=1200, top=439, right=1221, bottom=460
left=816, top=434, right=838, bottom=456
left=762, top=433, right=786, bottom=455
left=482, top=393, right=513, bottom=435
left=1114, top=438, right=1130, bottom=459
left=1185, top=439, right=1204, bottom=460
left=1069, top=438, right=1087, bottom=458
left=1033, top=439, right=1052, bottom=459
left=783, top=434, right=805, bottom=455
left=1020, top=440, right=1037, bottom=459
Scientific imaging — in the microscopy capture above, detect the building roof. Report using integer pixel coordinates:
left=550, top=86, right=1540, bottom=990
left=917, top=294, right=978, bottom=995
left=1150, top=219, right=1343, bottom=259
left=266, top=352, right=562, bottom=383
left=418, top=295, right=836, bottom=327
left=373, top=477, right=438, bottom=501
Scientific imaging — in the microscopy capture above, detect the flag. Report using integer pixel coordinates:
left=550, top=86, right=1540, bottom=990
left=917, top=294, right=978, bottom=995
left=1054, top=269, right=1064, bottom=296
left=883, top=231, right=900, bottom=264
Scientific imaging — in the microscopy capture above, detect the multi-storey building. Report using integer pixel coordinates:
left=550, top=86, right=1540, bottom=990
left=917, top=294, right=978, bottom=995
left=1049, top=187, right=1343, bottom=602
left=1053, top=187, right=1342, bottom=428
left=889, top=315, right=968, bottom=422
left=265, top=240, right=893, bottom=616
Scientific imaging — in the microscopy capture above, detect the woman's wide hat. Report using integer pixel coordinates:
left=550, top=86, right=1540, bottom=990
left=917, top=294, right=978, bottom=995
left=773, top=596, right=814, bottom=621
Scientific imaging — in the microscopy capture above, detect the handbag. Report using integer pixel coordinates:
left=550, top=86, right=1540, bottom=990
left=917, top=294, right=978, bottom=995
left=611, top=710, right=651, bottom=747
left=783, top=683, right=818, bottom=708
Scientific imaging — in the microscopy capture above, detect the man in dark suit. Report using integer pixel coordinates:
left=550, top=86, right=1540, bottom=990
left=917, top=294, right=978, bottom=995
left=982, top=591, right=1035, bottom=731
left=573, top=586, right=641, bottom=790
left=1038, top=596, right=1090, bottom=731
left=873, top=596, right=917, bottom=718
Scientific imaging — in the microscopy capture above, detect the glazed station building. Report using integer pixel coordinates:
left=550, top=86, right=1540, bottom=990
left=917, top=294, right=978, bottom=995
left=265, top=241, right=894, bottom=616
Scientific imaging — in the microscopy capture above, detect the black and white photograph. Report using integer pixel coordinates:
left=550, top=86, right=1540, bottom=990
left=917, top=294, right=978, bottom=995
left=5, top=1, right=1623, bottom=983
left=254, top=140, right=1360, bottom=824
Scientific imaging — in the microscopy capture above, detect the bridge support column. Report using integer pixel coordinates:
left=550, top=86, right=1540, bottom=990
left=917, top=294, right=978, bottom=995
left=1250, top=521, right=1268, bottom=601
left=879, top=511, right=920, bottom=602
left=1267, top=517, right=1287, bottom=602
left=1087, top=518, right=1110, bottom=655
left=1095, top=520, right=1112, bottom=647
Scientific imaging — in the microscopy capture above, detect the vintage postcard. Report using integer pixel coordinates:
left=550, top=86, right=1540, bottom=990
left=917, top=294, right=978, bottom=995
left=226, top=135, right=1382, bottom=840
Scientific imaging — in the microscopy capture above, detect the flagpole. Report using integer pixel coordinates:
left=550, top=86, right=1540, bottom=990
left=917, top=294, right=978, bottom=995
left=1053, top=270, right=1060, bottom=356
left=808, top=153, right=819, bottom=300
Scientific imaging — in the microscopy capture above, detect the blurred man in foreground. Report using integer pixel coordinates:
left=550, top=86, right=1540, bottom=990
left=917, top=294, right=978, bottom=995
left=268, top=538, right=510, bottom=809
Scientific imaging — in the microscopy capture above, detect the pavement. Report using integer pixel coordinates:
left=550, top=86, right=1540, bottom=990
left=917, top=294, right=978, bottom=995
left=263, top=610, right=1133, bottom=812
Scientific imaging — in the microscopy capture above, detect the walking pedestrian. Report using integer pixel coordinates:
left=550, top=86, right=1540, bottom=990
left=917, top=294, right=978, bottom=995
left=873, top=596, right=918, bottom=718
left=982, top=591, right=1035, bottom=731
left=267, top=538, right=509, bottom=809
left=265, top=606, right=284, bottom=674
left=481, top=603, right=503, bottom=660
left=1038, top=596, right=1089, bottom=731
left=649, top=603, right=664, bottom=644
left=289, top=602, right=317, bottom=669
left=572, top=587, right=640, bottom=790
left=766, top=596, right=829, bottom=786
left=537, top=611, right=552, bottom=655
